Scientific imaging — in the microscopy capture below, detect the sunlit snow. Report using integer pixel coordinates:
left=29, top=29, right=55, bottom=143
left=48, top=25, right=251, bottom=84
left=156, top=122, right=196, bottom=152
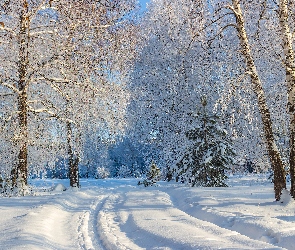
left=0, top=175, right=294, bottom=250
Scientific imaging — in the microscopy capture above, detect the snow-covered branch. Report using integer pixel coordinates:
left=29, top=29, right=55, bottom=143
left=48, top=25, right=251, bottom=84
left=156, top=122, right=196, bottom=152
left=30, top=30, right=54, bottom=37
left=0, top=81, right=19, bottom=94
left=223, top=5, right=239, bottom=17
left=0, top=25, right=16, bottom=37
left=28, top=106, right=57, bottom=117
left=41, top=77, right=70, bottom=83
left=28, top=104, right=74, bottom=124
left=92, top=24, right=113, bottom=29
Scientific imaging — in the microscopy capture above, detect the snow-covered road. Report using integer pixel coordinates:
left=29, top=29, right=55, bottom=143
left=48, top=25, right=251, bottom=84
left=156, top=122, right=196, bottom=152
left=0, top=176, right=294, bottom=249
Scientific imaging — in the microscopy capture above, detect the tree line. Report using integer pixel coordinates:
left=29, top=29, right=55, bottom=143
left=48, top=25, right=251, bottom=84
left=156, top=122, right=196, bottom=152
left=1, top=0, right=295, bottom=201
left=128, top=0, right=295, bottom=201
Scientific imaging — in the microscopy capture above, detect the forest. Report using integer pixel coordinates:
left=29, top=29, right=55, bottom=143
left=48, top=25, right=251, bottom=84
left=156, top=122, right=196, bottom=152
left=0, top=0, right=295, bottom=202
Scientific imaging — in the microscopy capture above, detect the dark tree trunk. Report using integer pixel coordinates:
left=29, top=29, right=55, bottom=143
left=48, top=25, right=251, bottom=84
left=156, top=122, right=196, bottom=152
left=13, top=1, right=30, bottom=187
left=67, top=120, right=79, bottom=188
left=289, top=127, right=295, bottom=197
left=70, top=157, right=79, bottom=188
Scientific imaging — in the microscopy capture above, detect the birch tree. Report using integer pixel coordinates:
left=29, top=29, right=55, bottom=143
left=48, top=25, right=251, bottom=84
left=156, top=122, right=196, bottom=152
left=278, top=0, right=295, bottom=197
left=0, top=0, right=58, bottom=190
left=210, top=0, right=286, bottom=200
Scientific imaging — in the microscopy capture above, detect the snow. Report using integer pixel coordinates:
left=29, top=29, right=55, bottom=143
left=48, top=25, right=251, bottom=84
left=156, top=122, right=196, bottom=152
left=52, top=183, right=67, bottom=191
left=0, top=175, right=295, bottom=250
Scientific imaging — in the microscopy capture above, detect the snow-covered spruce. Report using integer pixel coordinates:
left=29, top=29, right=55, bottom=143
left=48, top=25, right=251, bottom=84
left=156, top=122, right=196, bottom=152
left=138, top=161, right=161, bottom=187
left=176, top=96, right=236, bottom=187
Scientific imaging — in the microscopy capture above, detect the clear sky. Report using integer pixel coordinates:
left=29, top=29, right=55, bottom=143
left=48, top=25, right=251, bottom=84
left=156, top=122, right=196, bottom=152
left=138, top=0, right=150, bottom=11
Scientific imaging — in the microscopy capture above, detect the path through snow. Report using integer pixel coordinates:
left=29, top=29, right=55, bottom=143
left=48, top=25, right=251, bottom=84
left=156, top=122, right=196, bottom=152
left=0, top=176, right=294, bottom=249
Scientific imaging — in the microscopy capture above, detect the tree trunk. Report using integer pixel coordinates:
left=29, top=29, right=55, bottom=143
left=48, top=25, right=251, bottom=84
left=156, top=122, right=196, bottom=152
left=67, top=120, right=79, bottom=187
left=231, top=0, right=286, bottom=200
left=13, top=1, right=30, bottom=187
left=278, top=0, right=295, bottom=197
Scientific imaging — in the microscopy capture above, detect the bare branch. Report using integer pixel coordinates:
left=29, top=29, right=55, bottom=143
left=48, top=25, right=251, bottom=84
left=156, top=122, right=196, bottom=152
left=29, top=25, right=56, bottom=32
left=37, top=75, right=70, bottom=101
left=209, top=12, right=235, bottom=27
left=271, top=0, right=279, bottom=8
left=207, top=23, right=238, bottom=44
left=28, top=0, right=48, bottom=19
left=0, top=92, right=15, bottom=97
left=57, top=67, right=101, bottom=95
left=180, top=12, right=235, bottom=55
left=27, top=54, right=59, bottom=80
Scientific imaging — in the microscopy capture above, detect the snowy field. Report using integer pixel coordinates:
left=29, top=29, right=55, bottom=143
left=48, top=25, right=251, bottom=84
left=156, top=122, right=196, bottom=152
left=0, top=175, right=295, bottom=250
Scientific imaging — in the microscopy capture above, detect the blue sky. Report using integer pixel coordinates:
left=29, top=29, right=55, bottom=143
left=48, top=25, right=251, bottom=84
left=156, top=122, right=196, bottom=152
left=138, top=0, right=150, bottom=11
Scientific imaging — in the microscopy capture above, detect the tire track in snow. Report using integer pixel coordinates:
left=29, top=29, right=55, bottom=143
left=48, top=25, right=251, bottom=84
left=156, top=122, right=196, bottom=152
left=77, top=211, right=94, bottom=250
left=97, top=193, right=144, bottom=250
left=165, top=188, right=293, bottom=249
left=86, top=194, right=108, bottom=250
left=98, top=189, right=285, bottom=250
left=0, top=189, right=107, bottom=250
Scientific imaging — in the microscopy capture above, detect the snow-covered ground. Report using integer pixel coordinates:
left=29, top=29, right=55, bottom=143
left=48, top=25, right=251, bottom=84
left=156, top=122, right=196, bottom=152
left=0, top=175, right=295, bottom=250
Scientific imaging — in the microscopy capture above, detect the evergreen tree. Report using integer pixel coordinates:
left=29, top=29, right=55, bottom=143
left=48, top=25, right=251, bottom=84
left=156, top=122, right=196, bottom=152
left=138, top=161, right=161, bottom=187
left=176, top=97, right=235, bottom=187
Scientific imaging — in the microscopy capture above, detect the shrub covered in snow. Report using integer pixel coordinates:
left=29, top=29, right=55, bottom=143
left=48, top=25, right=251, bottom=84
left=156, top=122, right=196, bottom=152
left=95, top=167, right=110, bottom=179
left=0, top=174, right=31, bottom=197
